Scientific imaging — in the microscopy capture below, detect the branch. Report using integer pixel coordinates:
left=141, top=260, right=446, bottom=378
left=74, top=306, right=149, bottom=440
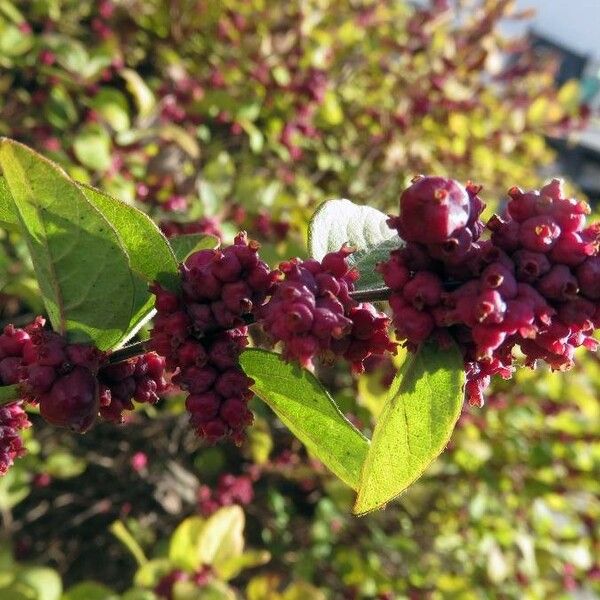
left=349, top=287, right=392, bottom=302
left=107, top=289, right=393, bottom=364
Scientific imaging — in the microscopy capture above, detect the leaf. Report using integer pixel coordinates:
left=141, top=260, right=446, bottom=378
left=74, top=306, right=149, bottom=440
left=217, top=550, right=271, bottom=581
left=77, top=183, right=178, bottom=339
left=0, top=385, right=20, bottom=404
left=73, top=124, right=112, bottom=172
left=173, top=580, right=236, bottom=600
left=0, top=139, right=136, bottom=350
left=197, top=506, right=245, bottom=569
left=354, top=342, right=464, bottom=515
left=14, top=567, right=62, bottom=600
left=169, top=516, right=206, bottom=571
left=0, top=176, right=17, bottom=228
left=89, top=88, right=131, bottom=132
left=0, top=138, right=134, bottom=350
left=133, top=559, right=173, bottom=588
left=62, top=581, right=118, bottom=600
left=121, top=68, right=156, bottom=118
left=349, top=235, right=404, bottom=291
left=110, top=521, right=147, bottom=567
left=240, top=349, right=369, bottom=489
left=308, top=199, right=400, bottom=290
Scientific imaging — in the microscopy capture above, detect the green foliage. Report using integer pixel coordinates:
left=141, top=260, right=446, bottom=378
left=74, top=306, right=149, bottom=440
left=241, top=349, right=369, bottom=490
left=355, top=342, right=465, bottom=514
left=308, top=198, right=402, bottom=290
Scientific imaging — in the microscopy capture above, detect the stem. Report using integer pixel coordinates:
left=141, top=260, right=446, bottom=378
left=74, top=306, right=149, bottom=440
left=0, top=384, right=21, bottom=405
left=108, top=340, right=148, bottom=363
left=107, top=289, right=393, bottom=364
left=349, top=287, right=392, bottom=302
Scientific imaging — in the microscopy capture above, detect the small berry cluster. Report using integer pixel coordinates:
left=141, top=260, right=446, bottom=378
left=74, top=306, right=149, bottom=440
left=198, top=472, right=255, bottom=516
left=0, top=402, right=31, bottom=476
left=151, top=233, right=277, bottom=443
left=260, top=247, right=395, bottom=370
left=381, top=176, right=600, bottom=406
left=1, top=318, right=106, bottom=433
left=98, top=353, right=169, bottom=423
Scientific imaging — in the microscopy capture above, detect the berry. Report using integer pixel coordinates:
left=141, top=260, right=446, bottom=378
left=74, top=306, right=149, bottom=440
left=388, top=176, right=470, bottom=244
left=39, top=367, right=99, bottom=433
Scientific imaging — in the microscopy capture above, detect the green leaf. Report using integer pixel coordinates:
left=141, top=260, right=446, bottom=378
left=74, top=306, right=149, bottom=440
left=240, top=349, right=369, bottom=489
left=0, top=139, right=136, bottom=350
left=197, top=506, right=245, bottom=570
left=173, top=580, right=236, bottom=600
left=0, top=176, right=18, bottom=228
left=0, top=384, right=20, bottom=404
left=354, top=342, right=465, bottom=515
left=169, top=516, right=206, bottom=571
left=169, top=234, right=219, bottom=263
left=121, top=589, right=157, bottom=600
left=120, top=69, right=156, bottom=118
left=89, top=88, right=131, bottom=132
left=77, top=183, right=178, bottom=340
left=308, top=199, right=399, bottom=288
left=217, top=550, right=271, bottom=581
left=73, top=124, right=112, bottom=172
left=14, top=567, right=62, bottom=600
left=133, top=559, right=173, bottom=588
left=110, top=521, right=147, bottom=567
left=349, top=236, right=403, bottom=291
left=62, top=581, right=118, bottom=600
left=44, top=451, right=86, bottom=479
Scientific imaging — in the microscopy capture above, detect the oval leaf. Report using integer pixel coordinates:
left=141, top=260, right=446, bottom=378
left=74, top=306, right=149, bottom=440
left=0, top=138, right=135, bottom=350
left=308, top=198, right=401, bottom=290
left=240, top=349, right=369, bottom=489
left=169, top=516, right=206, bottom=571
left=198, top=505, right=245, bottom=568
left=308, top=198, right=396, bottom=260
left=354, top=342, right=465, bottom=515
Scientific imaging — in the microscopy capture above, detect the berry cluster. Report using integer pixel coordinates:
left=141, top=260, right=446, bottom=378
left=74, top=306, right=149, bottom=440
left=0, top=318, right=105, bottom=433
left=98, top=353, right=169, bottom=423
left=260, top=247, right=394, bottom=370
left=151, top=233, right=276, bottom=442
left=0, top=402, right=30, bottom=476
left=381, top=176, right=600, bottom=406
left=198, top=472, right=255, bottom=516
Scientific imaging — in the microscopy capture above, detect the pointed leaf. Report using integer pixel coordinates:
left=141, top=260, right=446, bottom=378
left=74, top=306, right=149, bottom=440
left=0, top=177, right=18, bottom=228
left=0, top=138, right=135, bottom=350
left=240, top=349, right=369, bottom=489
left=354, top=342, right=464, bottom=515
left=77, top=183, right=178, bottom=341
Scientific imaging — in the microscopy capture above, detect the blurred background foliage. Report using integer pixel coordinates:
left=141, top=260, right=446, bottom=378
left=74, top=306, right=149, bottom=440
left=0, top=0, right=598, bottom=598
